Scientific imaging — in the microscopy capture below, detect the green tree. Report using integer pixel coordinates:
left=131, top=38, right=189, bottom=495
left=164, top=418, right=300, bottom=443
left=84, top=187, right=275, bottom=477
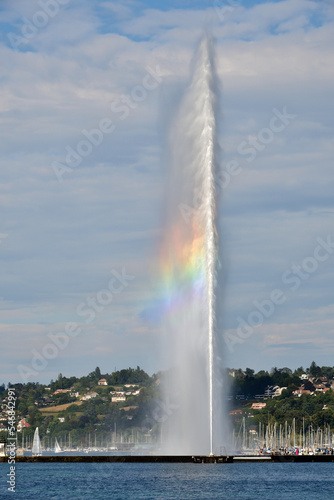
left=308, top=361, right=321, bottom=377
left=294, top=366, right=305, bottom=376
left=245, top=368, right=255, bottom=377
left=27, top=406, right=42, bottom=427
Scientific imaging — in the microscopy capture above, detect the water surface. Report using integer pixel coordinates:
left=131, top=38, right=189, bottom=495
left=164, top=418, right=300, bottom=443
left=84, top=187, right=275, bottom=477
left=0, top=462, right=332, bottom=499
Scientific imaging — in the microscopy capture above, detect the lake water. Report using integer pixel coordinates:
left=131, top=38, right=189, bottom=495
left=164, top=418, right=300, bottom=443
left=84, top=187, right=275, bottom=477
left=1, top=462, right=333, bottom=499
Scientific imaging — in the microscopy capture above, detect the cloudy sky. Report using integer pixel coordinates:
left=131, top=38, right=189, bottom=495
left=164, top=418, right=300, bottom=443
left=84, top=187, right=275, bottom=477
left=1, top=0, right=333, bottom=384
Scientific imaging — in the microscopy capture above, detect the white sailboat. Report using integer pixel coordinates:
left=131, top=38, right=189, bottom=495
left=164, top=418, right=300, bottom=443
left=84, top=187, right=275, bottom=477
left=32, top=427, right=42, bottom=456
left=54, top=438, right=63, bottom=454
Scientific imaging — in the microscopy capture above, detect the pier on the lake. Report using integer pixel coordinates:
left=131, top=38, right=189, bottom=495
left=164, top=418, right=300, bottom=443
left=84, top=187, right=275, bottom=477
left=2, top=454, right=334, bottom=463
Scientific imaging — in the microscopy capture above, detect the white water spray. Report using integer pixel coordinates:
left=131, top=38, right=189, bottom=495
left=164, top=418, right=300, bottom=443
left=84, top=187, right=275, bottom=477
left=199, top=36, right=217, bottom=456
left=161, top=35, right=224, bottom=456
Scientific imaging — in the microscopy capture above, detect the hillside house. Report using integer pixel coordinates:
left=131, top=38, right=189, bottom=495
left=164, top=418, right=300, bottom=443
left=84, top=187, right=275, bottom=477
left=229, top=409, right=243, bottom=415
left=251, top=402, right=266, bottom=410
left=53, top=388, right=71, bottom=395
left=112, top=395, right=126, bottom=403
left=272, top=386, right=287, bottom=397
left=294, top=388, right=312, bottom=396
left=81, top=391, right=98, bottom=401
left=17, top=418, right=31, bottom=432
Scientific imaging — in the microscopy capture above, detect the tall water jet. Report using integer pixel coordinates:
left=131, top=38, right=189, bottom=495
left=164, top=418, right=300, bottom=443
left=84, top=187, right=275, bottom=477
left=159, top=34, right=224, bottom=455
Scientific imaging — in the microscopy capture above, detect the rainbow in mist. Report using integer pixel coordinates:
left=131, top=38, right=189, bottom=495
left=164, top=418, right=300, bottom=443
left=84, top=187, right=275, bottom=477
left=160, top=218, right=207, bottom=309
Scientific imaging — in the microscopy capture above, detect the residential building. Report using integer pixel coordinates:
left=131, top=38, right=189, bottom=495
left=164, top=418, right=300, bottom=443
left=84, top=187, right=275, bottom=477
left=251, top=402, right=266, bottom=410
left=112, top=396, right=126, bottom=403
left=81, top=391, right=98, bottom=401
left=53, top=388, right=71, bottom=395
left=229, top=409, right=243, bottom=415
left=272, top=386, right=287, bottom=397
left=17, top=418, right=31, bottom=432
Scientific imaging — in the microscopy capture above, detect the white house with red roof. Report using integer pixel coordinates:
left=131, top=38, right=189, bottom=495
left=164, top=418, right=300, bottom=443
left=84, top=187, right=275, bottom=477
left=17, top=418, right=31, bottom=432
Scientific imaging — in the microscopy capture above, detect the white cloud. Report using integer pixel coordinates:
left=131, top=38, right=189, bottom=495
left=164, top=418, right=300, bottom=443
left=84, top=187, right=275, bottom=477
left=1, top=0, right=333, bottom=381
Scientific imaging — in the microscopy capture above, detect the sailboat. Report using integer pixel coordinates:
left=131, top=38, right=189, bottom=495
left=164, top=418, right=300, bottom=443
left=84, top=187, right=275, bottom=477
left=54, top=438, right=63, bottom=454
left=32, top=427, right=42, bottom=456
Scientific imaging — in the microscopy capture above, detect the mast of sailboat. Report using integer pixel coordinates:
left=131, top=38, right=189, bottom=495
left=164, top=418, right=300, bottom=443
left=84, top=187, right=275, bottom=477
left=303, top=417, right=305, bottom=450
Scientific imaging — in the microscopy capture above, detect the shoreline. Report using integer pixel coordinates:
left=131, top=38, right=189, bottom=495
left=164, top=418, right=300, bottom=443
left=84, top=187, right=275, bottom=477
left=1, top=454, right=334, bottom=463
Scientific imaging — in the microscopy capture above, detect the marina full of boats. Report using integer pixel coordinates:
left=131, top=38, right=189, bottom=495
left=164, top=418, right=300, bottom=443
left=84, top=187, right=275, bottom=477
left=232, top=417, right=334, bottom=457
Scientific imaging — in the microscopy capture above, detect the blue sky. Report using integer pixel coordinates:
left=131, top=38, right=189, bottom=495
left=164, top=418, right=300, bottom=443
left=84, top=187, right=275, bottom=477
left=0, top=0, right=333, bottom=384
